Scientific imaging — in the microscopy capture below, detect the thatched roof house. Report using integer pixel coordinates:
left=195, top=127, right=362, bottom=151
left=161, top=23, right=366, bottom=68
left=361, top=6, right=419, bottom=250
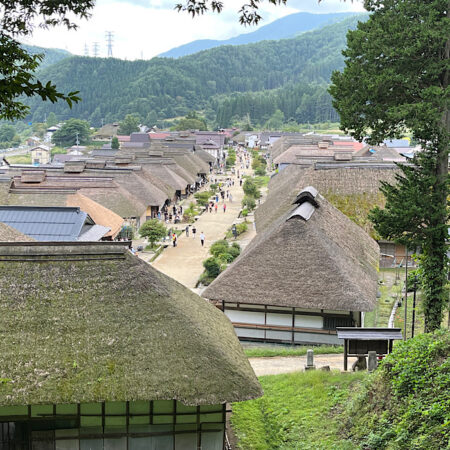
left=0, top=242, right=261, bottom=448
left=204, top=187, right=379, bottom=345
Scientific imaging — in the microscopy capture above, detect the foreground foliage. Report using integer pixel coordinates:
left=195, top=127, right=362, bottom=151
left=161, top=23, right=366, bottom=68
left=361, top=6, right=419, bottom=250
left=232, top=370, right=364, bottom=449
left=342, top=330, right=450, bottom=449
left=331, top=0, right=449, bottom=332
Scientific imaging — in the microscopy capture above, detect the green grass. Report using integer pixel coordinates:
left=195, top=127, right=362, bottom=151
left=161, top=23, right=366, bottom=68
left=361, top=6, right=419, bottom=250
left=244, top=345, right=343, bottom=358
left=6, top=154, right=31, bottom=164
left=253, top=175, right=270, bottom=188
left=231, top=370, right=366, bottom=449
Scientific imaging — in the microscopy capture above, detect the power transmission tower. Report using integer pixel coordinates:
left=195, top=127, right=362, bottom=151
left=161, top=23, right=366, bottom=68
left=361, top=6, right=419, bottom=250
left=105, top=31, right=114, bottom=57
left=92, top=42, right=100, bottom=57
left=84, top=43, right=89, bottom=57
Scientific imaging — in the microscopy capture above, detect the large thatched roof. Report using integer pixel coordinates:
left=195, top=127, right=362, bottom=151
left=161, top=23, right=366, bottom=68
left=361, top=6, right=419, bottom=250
left=0, top=242, right=261, bottom=406
left=256, top=164, right=398, bottom=232
left=204, top=188, right=379, bottom=311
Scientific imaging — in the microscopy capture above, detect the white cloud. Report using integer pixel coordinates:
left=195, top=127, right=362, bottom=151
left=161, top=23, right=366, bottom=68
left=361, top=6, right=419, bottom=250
left=24, top=0, right=364, bottom=59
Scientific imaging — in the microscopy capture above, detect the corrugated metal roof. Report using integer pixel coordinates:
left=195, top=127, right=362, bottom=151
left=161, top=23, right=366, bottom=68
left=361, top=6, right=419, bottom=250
left=0, top=206, right=91, bottom=241
left=336, top=327, right=403, bottom=340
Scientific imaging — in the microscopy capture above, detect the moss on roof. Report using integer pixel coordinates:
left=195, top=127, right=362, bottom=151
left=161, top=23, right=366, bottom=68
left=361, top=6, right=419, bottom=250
left=0, top=243, right=261, bottom=406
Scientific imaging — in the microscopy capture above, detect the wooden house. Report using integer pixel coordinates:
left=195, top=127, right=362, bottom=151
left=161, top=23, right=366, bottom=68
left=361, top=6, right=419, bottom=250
left=0, top=242, right=261, bottom=448
left=203, top=187, right=379, bottom=345
left=30, top=145, right=51, bottom=165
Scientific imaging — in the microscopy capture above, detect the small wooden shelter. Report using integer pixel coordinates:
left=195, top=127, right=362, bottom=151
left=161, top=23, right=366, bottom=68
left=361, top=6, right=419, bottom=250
left=203, top=187, right=379, bottom=345
left=0, top=242, right=261, bottom=448
left=337, top=327, right=403, bottom=371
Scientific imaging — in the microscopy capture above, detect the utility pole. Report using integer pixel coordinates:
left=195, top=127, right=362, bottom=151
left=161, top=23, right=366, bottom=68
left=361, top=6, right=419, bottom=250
left=92, top=42, right=100, bottom=58
left=84, top=43, right=89, bottom=57
left=105, top=31, right=114, bottom=57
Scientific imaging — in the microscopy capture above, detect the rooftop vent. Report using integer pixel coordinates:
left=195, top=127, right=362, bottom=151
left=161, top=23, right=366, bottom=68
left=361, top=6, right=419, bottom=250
left=20, top=170, right=46, bottom=183
left=289, top=187, right=319, bottom=221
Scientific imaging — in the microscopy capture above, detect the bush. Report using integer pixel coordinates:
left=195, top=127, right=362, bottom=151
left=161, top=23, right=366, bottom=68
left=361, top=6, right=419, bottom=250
left=228, top=244, right=241, bottom=258
left=242, top=195, right=256, bottom=211
left=210, top=240, right=230, bottom=258
left=183, top=202, right=198, bottom=223
left=236, top=222, right=248, bottom=235
left=342, top=330, right=450, bottom=449
left=254, top=166, right=266, bottom=176
left=243, top=178, right=260, bottom=198
left=210, top=183, right=218, bottom=193
left=194, top=191, right=213, bottom=207
left=203, top=257, right=221, bottom=278
left=139, top=219, right=166, bottom=246
left=241, top=208, right=249, bottom=217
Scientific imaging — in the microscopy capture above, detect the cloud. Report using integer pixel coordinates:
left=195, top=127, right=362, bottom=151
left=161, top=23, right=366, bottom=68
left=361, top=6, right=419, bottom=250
left=25, top=0, right=364, bottom=59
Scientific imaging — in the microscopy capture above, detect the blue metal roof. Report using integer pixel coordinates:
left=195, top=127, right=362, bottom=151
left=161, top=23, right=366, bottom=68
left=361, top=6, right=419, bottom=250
left=0, top=206, right=92, bottom=241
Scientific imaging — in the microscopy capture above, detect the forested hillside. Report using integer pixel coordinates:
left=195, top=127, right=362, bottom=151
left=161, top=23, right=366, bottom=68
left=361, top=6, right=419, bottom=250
left=159, top=12, right=356, bottom=58
left=22, top=44, right=72, bottom=69
left=25, top=15, right=367, bottom=128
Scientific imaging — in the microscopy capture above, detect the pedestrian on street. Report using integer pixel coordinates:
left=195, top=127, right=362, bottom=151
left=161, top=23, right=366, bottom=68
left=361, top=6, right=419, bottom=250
left=229, top=193, right=233, bottom=203
left=185, top=225, right=189, bottom=237
left=172, top=233, right=177, bottom=247
left=215, top=203, right=218, bottom=213
left=215, top=194, right=219, bottom=203
left=240, top=179, right=243, bottom=186
left=223, top=203, right=227, bottom=213
left=192, top=226, right=197, bottom=238
left=200, top=232, right=205, bottom=247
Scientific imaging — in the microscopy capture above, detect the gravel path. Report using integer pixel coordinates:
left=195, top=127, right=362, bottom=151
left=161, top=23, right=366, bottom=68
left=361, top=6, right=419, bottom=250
left=249, top=354, right=358, bottom=376
left=152, top=170, right=251, bottom=288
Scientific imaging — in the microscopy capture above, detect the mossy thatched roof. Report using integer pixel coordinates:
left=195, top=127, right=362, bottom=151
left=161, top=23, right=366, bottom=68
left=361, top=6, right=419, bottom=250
left=204, top=189, right=379, bottom=312
left=0, top=242, right=261, bottom=406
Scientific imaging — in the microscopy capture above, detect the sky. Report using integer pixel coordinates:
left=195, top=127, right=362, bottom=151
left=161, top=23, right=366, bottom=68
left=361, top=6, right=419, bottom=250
left=23, top=0, right=365, bottom=60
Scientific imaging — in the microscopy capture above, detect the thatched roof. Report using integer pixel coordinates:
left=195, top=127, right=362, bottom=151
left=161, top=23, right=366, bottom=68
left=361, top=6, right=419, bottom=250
left=0, top=222, right=35, bottom=242
left=204, top=188, right=379, bottom=312
left=0, top=242, right=262, bottom=406
left=194, top=148, right=216, bottom=163
left=66, top=193, right=124, bottom=239
left=256, top=164, right=398, bottom=233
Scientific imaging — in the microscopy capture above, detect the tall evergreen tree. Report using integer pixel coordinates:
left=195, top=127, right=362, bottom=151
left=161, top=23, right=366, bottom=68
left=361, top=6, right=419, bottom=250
left=330, top=0, right=449, bottom=331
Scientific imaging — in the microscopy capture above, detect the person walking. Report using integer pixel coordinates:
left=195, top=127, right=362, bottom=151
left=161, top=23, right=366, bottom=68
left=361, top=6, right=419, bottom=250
left=192, top=226, right=197, bottom=239
left=223, top=203, right=227, bottom=213
left=229, top=193, right=233, bottom=203
left=172, top=233, right=177, bottom=247
left=240, top=178, right=243, bottom=186
left=185, top=225, right=189, bottom=237
left=214, top=203, right=218, bottom=213
left=200, top=232, right=205, bottom=247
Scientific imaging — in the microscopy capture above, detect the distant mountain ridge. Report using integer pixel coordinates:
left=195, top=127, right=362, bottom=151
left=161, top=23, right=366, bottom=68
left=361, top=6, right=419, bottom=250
left=25, top=15, right=368, bottom=127
left=159, top=12, right=358, bottom=58
left=22, top=44, right=72, bottom=69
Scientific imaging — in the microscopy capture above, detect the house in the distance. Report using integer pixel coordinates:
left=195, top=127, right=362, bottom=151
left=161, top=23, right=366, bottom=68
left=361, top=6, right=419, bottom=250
left=30, top=145, right=51, bottom=165
left=204, top=187, right=379, bottom=345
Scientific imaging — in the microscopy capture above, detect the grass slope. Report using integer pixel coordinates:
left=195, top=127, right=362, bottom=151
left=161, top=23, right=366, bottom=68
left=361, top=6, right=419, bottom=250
left=342, top=330, right=450, bottom=449
left=231, top=370, right=366, bottom=449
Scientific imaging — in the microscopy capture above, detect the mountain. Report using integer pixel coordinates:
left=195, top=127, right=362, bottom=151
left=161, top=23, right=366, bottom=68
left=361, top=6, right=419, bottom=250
left=159, top=12, right=358, bottom=58
left=22, top=44, right=72, bottom=69
left=25, top=14, right=368, bottom=127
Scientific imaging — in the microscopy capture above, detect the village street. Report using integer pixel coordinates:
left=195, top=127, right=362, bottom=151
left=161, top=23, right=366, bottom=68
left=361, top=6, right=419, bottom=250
left=151, top=169, right=253, bottom=289
left=248, top=354, right=359, bottom=376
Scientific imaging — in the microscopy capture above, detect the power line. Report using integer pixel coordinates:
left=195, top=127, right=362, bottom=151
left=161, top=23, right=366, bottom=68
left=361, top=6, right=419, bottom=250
left=92, top=42, right=100, bottom=58
left=105, top=31, right=114, bottom=57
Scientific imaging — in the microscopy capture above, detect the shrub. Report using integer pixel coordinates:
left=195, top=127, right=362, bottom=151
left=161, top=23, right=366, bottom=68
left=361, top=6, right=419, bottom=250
left=194, top=191, right=213, bottom=207
left=242, top=195, right=256, bottom=211
left=236, top=222, right=248, bottom=235
left=254, top=166, right=266, bottom=176
left=203, top=257, right=221, bottom=278
left=183, top=202, right=198, bottom=223
left=210, top=240, right=230, bottom=258
left=139, top=219, right=166, bottom=247
left=228, top=244, right=241, bottom=258
left=241, top=208, right=249, bottom=217
left=243, top=178, right=261, bottom=198
left=210, top=183, right=218, bottom=193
